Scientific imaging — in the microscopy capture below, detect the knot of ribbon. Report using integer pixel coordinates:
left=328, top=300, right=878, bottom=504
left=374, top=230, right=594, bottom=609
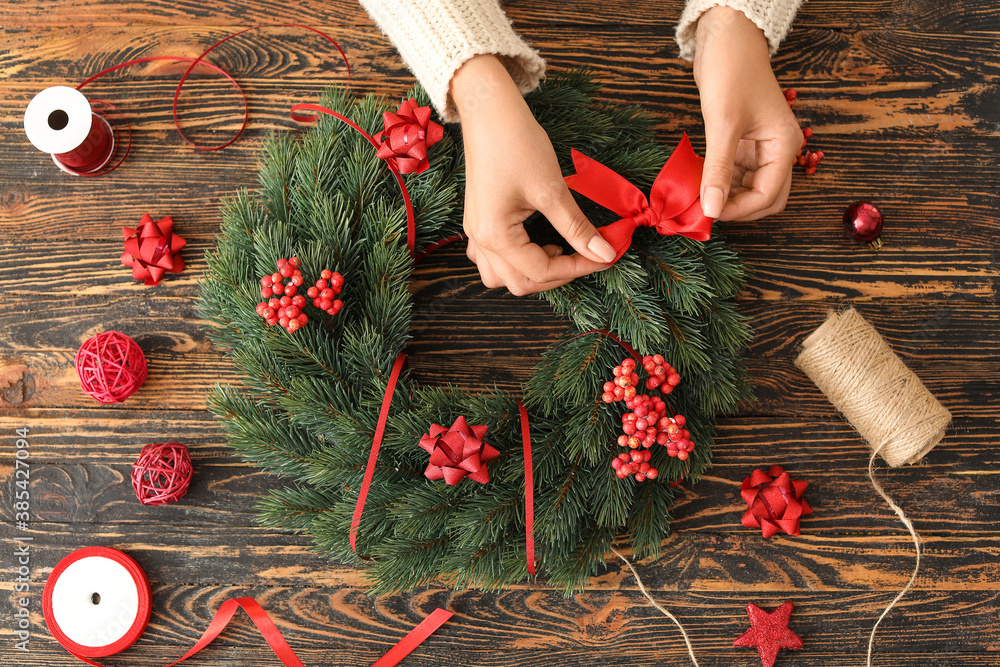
left=374, top=99, right=444, bottom=175
left=740, top=465, right=812, bottom=538
left=121, top=213, right=187, bottom=285
left=564, top=133, right=713, bottom=263
left=419, top=416, right=499, bottom=485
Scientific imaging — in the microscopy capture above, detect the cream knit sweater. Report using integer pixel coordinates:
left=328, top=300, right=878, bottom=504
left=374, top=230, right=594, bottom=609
left=359, top=0, right=803, bottom=122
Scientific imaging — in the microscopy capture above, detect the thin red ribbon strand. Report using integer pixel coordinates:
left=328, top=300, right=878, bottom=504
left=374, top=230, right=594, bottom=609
left=65, top=596, right=449, bottom=667
left=517, top=400, right=536, bottom=576
left=291, top=103, right=416, bottom=256
left=563, top=329, right=643, bottom=363
left=412, top=233, right=468, bottom=264
left=70, top=25, right=349, bottom=175
left=564, top=134, right=713, bottom=263
left=351, top=352, right=408, bottom=556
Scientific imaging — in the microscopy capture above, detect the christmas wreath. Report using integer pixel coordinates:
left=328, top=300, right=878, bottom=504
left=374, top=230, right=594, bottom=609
left=198, top=70, right=752, bottom=593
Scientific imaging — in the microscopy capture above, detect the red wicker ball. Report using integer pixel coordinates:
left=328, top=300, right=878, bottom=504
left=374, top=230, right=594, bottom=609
left=75, top=331, right=148, bottom=403
left=131, top=442, right=193, bottom=506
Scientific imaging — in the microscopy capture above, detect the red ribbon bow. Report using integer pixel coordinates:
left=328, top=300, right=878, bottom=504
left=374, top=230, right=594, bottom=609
left=419, top=416, right=499, bottom=485
left=564, top=134, right=713, bottom=263
left=374, top=99, right=444, bottom=175
left=121, top=213, right=187, bottom=285
left=740, top=465, right=812, bottom=538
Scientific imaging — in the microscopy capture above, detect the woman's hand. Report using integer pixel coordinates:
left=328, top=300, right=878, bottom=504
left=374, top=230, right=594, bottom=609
left=694, top=6, right=802, bottom=221
left=450, top=55, right=616, bottom=296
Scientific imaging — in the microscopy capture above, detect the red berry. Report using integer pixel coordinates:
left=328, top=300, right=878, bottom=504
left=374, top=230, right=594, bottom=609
left=289, top=257, right=300, bottom=267
left=315, top=279, right=328, bottom=290
left=798, top=154, right=809, bottom=166
left=627, top=436, right=641, bottom=449
left=291, top=274, right=304, bottom=287
left=803, top=127, right=813, bottom=139
left=807, top=151, right=820, bottom=164
left=278, top=316, right=289, bottom=327
left=673, top=415, right=686, bottom=428
left=284, top=284, right=297, bottom=296
left=804, top=166, right=817, bottom=175
left=260, top=286, right=273, bottom=298
left=307, top=286, right=319, bottom=299
left=617, top=435, right=629, bottom=447
left=271, top=272, right=282, bottom=284
left=262, top=307, right=275, bottom=319
left=622, top=423, right=636, bottom=436
left=623, top=387, right=637, bottom=400
left=266, top=317, right=278, bottom=327
left=677, top=451, right=688, bottom=461
left=319, top=298, right=333, bottom=310
left=260, top=276, right=273, bottom=287
left=645, top=377, right=661, bottom=390
left=330, top=273, right=344, bottom=288
left=297, top=313, right=308, bottom=326
left=630, top=450, right=643, bottom=462
left=268, top=298, right=280, bottom=310
left=656, top=433, right=669, bottom=446
left=285, top=306, right=301, bottom=319
left=634, top=472, right=646, bottom=482
left=280, top=264, right=295, bottom=278
left=784, top=88, right=797, bottom=101
left=667, top=374, right=681, bottom=386
left=319, top=288, right=334, bottom=300
left=320, top=269, right=332, bottom=280
left=602, top=392, right=615, bottom=403
left=642, top=450, right=652, bottom=462
left=815, top=150, right=825, bottom=161
left=292, top=295, right=306, bottom=308
left=612, top=458, right=623, bottom=470
left=646, top=469, right=658, bottom=480
left=615, top=376, right=630, bottom=388
left=635, top=418, right=648, bottom=431
left=255, top=303, right=267, bottom=316
left=287, top=319, right=300, bottom=332
left=277, top=259, right=287, bottom=268
left=279, top=296, right=292, bottom=307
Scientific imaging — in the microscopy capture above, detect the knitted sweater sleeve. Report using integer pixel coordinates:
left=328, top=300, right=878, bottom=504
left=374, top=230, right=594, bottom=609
left=675, top=0, right=806, bottom=60
left=358, top=1, right=545, bottom=123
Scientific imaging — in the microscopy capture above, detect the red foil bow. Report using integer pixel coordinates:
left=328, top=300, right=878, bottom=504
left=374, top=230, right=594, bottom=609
left=419, top=416, right=499, bottom=485
left=121, top=214, right=187, bottom=285
left=740, top=465, right=812, bottom=538
left=374, top=99, right=444, bottom=175
left=564, top=134, right=713, bottom=263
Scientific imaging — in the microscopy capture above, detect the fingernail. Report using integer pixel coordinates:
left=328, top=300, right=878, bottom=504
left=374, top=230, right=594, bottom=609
left=588, top=234, right=617, bottom=263
left=701, top=187, right=725, bottom=219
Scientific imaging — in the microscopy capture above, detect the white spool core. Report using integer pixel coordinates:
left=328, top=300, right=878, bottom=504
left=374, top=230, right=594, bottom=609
left=23, top=86, right=94, bottom=155
left=48, top=555, right=140, bottom=648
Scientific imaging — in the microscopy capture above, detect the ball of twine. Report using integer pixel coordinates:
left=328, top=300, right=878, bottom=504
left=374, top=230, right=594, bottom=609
left=75, top=331, right=148, bottom=403
left=795, top=308, right=951, bottom=467
left=131, top=442, right=193, bottom=505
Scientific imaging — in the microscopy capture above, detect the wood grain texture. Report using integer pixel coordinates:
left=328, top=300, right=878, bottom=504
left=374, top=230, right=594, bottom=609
left=1, top=0, right=998, bottom=665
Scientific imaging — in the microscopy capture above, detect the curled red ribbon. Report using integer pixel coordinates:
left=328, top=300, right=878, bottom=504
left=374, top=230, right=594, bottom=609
left=374, top=99, right=444, bottom=175
left=564, top=134, right=713, bottom=263
left=291, top=103, right=416, bottom=256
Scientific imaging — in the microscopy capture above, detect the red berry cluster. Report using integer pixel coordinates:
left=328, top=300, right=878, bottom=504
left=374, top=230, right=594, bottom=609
left=253, top=258, right=344, bottom=334
left=602, top=355, right=695, bottom=483
left=785, top=88, right=825, bottom=176
left=306, top=269, right=344, bottom=316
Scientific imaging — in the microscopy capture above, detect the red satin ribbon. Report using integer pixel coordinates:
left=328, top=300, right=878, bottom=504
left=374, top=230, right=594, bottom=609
left=517, top=400, right=536, bottom=576
left=65, top=596, right=450, bottom=667
left=564, top=134, right=713, bottom=263
left=69, top=25, right=349, bottom=176
left=351, top=352, right=408, bottom=556
left=291, top=103, right=416, bottom=256
left=412, top=233, right=468, bottom=264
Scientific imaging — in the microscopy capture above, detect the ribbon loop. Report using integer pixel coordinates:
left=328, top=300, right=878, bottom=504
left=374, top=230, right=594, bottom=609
left=564, top=134, right=713, bottom=263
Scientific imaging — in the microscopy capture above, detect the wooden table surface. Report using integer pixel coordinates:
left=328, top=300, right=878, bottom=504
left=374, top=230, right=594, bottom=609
left=2, top=1, right=998, bottom=665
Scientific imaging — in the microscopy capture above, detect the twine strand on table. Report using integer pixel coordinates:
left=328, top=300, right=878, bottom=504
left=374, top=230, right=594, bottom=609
left=611, top=546, right=699, bottom=667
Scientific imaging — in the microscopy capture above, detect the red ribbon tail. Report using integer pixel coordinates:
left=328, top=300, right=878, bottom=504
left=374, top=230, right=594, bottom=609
left=369, top=608, right=453, bottom=667
left=350, top=353, right=407, bottom=556
left=596, top=217, right=641, bottom=264
left=518, top=400, right=536, bottom=576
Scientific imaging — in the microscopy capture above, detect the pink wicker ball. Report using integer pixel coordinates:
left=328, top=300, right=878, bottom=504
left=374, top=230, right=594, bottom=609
left=75, top=331, right=148, bottom=403
left=131, top=442, right=193, bottom=505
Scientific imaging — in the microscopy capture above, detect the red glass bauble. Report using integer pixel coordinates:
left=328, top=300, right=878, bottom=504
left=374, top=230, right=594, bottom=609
left=842, top=201, right=884, bottom=250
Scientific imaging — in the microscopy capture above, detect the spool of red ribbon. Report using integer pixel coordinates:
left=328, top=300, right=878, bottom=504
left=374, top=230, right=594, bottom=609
left=43, top=547, right=152, bottom=658
left=23, top=87, right=117, bottom=176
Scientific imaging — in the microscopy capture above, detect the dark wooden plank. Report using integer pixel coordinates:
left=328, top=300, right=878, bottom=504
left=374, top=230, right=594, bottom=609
left=2, top=408, right=995, bottom=535
left=5, top=0, right=999, bottom=32
left=1, top=584, right=997, bottom=665
left=1, top=292, right=995, bottom=416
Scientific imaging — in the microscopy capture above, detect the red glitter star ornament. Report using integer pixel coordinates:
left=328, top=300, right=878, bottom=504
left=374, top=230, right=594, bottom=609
left=733, top=600, right=803, bottom=667
left=121, top=213, right=187, bottom=285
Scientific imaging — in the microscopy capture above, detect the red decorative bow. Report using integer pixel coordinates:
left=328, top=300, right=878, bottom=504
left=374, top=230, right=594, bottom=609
left=121, top=214, right=187, bottom=285
left=740, top=465, right=812, bottom=538
left=419, top=416, right=499, bottom=485
left=374, top=99, right=444, bottom=175
left=564, top=134, right=713, bottom=263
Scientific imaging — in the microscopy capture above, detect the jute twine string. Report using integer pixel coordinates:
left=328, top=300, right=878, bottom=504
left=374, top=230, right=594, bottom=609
left=794, top=308, right=951, bottom=468
left=611, top=546, right=700, bottom=667
left=795, top=308, right=949, bottom=666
